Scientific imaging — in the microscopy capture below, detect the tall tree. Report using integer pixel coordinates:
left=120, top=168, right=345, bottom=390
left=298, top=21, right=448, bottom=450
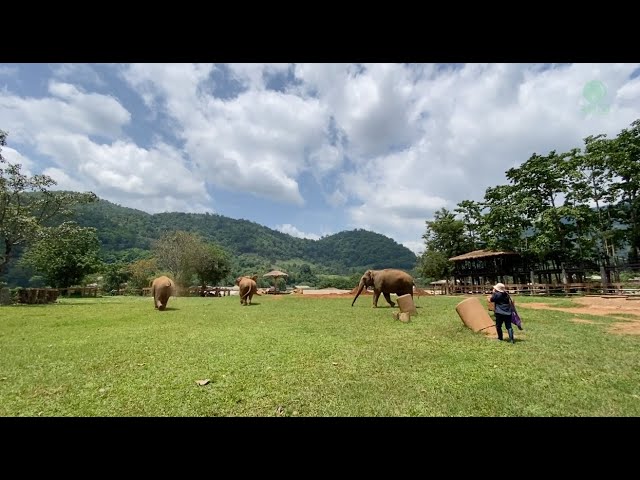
left=192, top=243, right=232, bottom=293
left=422, top=208, right=471, bottom=258
left=20, top=221, right=102, bottom=288
left=418, top=250, right=451, bottom=281
left=152, top=230, right=202, bottom=286
left=477, top=184, right=530, bottom=252
left=419, top=208, right=472, bottom=281
left=454, top=199, right=485, bottom=250
left=152, top=230, right=232, bottom=289
left=0, top=130, right=97, bottom=276
left=504, top=150, right=582, bottom=282
left=568, top=135, right=618, bottom=271
left=609, top=120, right=640, bottom=266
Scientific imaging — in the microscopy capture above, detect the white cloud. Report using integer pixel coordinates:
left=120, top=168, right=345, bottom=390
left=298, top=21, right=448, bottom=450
left=293, top=63, right=423, bottom=158
left=0, top=80, right=209, bottom=215
left=121, top=64, right=332, bottom=206
left=275, top=223, right=321, bottom=240
left=35, top=134, right=211, bottom=212
left=3, top=63, right=640, bottom=254
left=326, top=189, right=347, bottom=207
left=50, top=64, right=105, bottom=87
left=227, top=63, right=291, bottom=90
left=1, top=146, right=34, bottom=176
left=616, top=78, right=640, bottom=104
left=0, top=81, right=130, bottom=144
left=402, top=241, right=425, bottom=256
left=308, top=143, right=344, bottom=177
left=43, top=167, right=88, bottom=192
left=320, top=63, right=640, bottom=247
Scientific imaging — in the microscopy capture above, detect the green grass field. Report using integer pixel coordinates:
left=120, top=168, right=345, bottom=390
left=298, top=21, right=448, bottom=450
left=1, top=294, right=638, bottom=417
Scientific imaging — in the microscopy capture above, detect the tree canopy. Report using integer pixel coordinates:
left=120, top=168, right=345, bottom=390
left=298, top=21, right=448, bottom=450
left=418, top=117, right=640, bottom=281
left=1, top=130, right=97, bottom=276
left=20, top=221, right=102, bottom=288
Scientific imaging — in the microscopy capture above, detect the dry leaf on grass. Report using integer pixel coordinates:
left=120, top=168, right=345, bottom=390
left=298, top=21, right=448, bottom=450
left=275, top=405, right=285, bottom=416
left=196, top=379, right=211, bottom=386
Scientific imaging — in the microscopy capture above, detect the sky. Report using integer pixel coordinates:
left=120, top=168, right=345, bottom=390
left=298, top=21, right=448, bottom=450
left=1, top=63, right=639, bottom=256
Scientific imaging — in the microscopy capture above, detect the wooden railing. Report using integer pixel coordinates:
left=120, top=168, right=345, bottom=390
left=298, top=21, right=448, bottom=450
left=448, top=282, right=640, bottom=296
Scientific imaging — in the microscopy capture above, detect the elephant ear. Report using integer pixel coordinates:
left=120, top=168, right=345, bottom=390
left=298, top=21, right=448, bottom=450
left=366, top=270, right=374, bottom=283
left=235, top=277, right=242, bottom=286
left=251, top=275, right=258, bottom=282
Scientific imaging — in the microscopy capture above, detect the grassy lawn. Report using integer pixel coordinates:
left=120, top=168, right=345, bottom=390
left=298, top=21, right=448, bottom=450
left=1, top=294, right=638, bottom=417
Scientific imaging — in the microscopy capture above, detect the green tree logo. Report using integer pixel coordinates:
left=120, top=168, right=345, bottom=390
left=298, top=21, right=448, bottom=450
left=581, top=80, right=610, bottom=115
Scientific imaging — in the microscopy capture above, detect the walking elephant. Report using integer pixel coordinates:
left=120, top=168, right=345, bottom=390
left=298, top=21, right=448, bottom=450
left=235, top=275, right=261, bottom=306
left=151, top=275, right=175, bottom=311
left=351, top=268, right=415, bottom=308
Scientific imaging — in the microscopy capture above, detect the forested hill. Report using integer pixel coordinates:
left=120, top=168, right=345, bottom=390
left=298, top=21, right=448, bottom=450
left=70, top=198, right=418, bottom=272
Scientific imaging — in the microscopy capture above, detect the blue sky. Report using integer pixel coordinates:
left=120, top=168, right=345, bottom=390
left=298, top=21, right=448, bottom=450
left=1, top=63, right=639, bottom=254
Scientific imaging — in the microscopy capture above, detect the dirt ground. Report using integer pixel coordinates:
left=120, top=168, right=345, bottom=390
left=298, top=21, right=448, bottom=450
left=293, top=291, right=640, bottom=335
left=523, top=296, right=640, bottom=335
left=526, top=296, right=640, bottom=317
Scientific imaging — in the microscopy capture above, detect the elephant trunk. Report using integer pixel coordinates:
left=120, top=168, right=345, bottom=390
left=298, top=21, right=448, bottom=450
left=351, top=280, right=366, bottom=306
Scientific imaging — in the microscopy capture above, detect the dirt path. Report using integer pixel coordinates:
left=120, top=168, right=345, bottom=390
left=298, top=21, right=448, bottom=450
left=522, top=297, right=640, bottom=319
left=519, top=297, right=640, bottom=335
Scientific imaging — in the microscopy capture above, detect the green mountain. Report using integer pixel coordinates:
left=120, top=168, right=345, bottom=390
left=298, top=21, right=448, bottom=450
left=2, top=197, right=419, bottom=287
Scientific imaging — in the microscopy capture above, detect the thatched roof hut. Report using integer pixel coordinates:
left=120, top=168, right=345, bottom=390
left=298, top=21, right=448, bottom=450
left=448, top=249, right=518, bottom=262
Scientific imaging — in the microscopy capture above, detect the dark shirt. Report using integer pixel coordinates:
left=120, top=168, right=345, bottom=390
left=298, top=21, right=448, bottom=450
left=490, top=291, right=512, bottom=315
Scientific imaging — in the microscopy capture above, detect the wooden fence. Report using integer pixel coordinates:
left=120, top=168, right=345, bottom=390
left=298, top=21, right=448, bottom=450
left=447, top=282, right=640, bottom=296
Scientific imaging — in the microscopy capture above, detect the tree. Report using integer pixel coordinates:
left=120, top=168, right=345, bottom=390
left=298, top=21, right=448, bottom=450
left=418, top=208, right=473, bottom=284
left=422, top=208, right=472, bottom=258
left=20, top=221, right=102, bottom=288
left=152, top=230, right=202, bottom=286
left=192, top=243, right=232, bottom=293
left=127, top=258, right=159, bottom=290
left=454, top=200, right=485, bottom=251
left=609, top=120, right=640, bottom=266
left=477, top=184, right=530, bottom=252
left=152, top=230, right=231, bottom=290
left=568, top=135, right=619, bottom=272
left=101, top=262, right=131, bottom=293
left=418, top=250, right=451, bottom=281
left=502, top=150, right=588, bottom=283
left=0, top=130, right=97, bottom=276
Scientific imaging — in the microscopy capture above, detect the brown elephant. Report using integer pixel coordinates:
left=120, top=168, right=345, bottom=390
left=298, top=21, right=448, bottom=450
left=151, top=275, right=175, bottom=311
left=235, top=275, right=261, bottom=306
left=351, top=268, right=415, bottom=308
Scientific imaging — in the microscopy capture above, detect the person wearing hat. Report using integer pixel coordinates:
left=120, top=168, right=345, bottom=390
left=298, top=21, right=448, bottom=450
left=489, top=282, right=515, bottom=343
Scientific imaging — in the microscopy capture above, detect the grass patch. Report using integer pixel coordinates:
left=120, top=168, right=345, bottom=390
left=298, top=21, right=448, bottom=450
left=1, top=295, right=638, bottom=416
left=509, top=296, right=583, bottom=308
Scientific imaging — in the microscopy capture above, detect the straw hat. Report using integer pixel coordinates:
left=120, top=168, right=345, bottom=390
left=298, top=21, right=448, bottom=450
left=493, top=282, right=506, bottom=292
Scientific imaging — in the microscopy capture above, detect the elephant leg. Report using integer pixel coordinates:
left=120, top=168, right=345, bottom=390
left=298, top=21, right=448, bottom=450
left=373, top=289, right=381, bottom=307
left=383, top=292, right=395, bottom=307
